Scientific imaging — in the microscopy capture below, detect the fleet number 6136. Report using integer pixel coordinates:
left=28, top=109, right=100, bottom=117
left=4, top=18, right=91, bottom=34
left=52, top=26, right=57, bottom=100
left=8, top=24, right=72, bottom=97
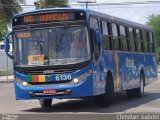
left=55, top=74, right=72, bottom=81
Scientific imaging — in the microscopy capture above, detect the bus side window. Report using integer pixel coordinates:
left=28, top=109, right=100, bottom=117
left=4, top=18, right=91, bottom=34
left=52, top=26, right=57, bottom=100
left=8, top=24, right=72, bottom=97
left=120, top=25, right=127, bottom=51
left=126, top=27, right=131, bottom=51
left=146, top=32, right=152, bottom=52
left=101, top=20, right=112, bottom=50
left=129, top=27, right=135, bottom=52
left=142, top=30, right=150, bottom=53
left=136, top=29, right=142, bottom=52
left=112, top=23, right=119, bottom=50
left=140, top=30, right=144, bottom=52
left=150, top=32, right=155, bottom=53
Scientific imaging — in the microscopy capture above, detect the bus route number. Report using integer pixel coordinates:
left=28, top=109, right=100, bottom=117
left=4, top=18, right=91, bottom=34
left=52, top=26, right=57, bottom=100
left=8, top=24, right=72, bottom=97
left=55, top=74, right=72, bottom=81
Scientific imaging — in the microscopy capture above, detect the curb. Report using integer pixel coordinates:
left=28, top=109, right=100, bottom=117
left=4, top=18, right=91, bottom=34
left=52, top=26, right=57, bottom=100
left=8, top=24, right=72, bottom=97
left=0, top=80, right=14, bottom=83
left=0, top=76, right=14, bottom=83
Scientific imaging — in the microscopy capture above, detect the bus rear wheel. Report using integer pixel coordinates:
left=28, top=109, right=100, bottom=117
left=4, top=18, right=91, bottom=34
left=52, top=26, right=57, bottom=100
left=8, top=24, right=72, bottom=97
left=94, top=75, right=114, bottom=107
left=39, top=99, right=52, bottom=108
left=126, top=73, right=145, bottom=98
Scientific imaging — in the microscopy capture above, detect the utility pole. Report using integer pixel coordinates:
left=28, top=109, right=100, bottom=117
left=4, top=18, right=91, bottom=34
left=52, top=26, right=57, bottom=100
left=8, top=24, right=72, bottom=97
left=78, top=0, right=96, bottom=8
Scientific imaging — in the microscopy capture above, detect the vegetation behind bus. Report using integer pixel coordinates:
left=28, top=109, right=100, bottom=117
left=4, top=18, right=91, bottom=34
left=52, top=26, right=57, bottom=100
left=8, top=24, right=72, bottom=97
left=0, top=20, right=7, bottom=41
left=0, top=0, right=22, bottom=41
left=34, top=0, right=69, bottom=9
left=146, top=14, right=160, bottom=62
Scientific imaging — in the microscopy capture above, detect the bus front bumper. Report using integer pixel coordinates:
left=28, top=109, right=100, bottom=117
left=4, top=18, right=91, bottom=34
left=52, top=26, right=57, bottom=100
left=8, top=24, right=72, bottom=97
left=14, top=77, right=93, bottom=100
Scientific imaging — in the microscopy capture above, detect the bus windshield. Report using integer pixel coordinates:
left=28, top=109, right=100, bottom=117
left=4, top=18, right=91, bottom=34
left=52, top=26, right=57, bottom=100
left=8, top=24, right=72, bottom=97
left=14, top=26, right=90, bottom=66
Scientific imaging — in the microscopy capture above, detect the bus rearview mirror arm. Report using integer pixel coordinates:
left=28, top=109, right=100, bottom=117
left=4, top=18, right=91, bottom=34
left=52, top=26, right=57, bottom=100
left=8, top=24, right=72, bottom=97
left=5, top=31, right=13, bottom=59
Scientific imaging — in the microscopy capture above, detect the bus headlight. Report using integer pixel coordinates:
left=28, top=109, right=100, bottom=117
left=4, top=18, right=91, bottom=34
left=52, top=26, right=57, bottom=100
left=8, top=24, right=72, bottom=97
left=22, top=81, right=28, bottom=87
left=16, top=78, right=28, bottom=87
left=73, top=78, right=79, bottom=84
left=73, top=70, right=92, bottom=84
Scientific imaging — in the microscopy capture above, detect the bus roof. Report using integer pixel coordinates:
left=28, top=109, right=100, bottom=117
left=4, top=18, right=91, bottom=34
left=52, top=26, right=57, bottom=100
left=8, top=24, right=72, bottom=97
left=13, top=8, right=153, bottom=31
left=86, top=9, right=153, bottom=31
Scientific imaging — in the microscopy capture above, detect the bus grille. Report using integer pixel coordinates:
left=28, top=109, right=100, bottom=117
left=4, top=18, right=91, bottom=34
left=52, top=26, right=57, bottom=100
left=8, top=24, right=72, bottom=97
left=23, top=68, right=78, bottom=75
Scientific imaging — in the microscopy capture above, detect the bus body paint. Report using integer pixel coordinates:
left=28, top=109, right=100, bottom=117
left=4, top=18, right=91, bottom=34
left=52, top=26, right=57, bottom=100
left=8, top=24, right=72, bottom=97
left=8, top=8, right=157, bottom=101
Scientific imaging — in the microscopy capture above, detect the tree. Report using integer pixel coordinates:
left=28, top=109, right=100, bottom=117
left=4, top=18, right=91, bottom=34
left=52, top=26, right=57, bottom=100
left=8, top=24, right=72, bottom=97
left=0, top=0, right=22, bottom=41
left=16, top=0, right=25, bottom=5
left=0, top=0, right=22, bottom=23
left=0, top=20, right=7, bottom=41
left=34, top=0, right=69, bottom=9
left=146, top=14, right=160, bottom=62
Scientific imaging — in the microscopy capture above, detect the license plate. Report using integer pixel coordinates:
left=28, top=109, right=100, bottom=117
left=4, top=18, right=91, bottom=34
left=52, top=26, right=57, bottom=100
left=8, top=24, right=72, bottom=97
left=43, top=89, right=56, bottom=95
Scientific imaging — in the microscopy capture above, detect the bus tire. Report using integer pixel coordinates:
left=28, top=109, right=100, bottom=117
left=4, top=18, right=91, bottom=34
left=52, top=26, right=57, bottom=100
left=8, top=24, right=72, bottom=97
left=126, top=73, right=145, bottom=98
left=39, top=99, right=52, bottom=108
left=94, top=75, right=114, bottom=107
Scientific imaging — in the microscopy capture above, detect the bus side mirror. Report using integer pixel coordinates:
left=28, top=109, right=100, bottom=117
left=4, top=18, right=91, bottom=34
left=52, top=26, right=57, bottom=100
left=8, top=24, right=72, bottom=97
left=95, top=30, right=100, bottom=44
left=91, top=29, right=101, bottom=44
left=5, top=37, right=10, bottom=53
left=5, top=32, right=13, bottom=59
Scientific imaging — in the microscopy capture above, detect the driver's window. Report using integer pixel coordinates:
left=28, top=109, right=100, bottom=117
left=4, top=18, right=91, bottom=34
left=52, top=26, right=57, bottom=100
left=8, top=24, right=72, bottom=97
left=90, top=17, right=99, bottom=30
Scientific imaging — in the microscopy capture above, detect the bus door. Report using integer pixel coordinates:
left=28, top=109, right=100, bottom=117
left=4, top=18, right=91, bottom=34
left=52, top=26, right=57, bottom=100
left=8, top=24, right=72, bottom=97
left=90, top=17, right=106, bottom=95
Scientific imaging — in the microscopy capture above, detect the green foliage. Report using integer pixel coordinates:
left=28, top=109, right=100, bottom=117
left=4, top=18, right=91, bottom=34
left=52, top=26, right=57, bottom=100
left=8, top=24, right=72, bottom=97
left=0, top=0, right=22, bottom=23
left=0, top=20, right=7, bottom=41
left=17, top=0, right=25, bottom=5
left=146, top=14, right=160, bottom=62
left=0, top=0, right=22, bottom=41
left=34, top=0, right=69, bottom=9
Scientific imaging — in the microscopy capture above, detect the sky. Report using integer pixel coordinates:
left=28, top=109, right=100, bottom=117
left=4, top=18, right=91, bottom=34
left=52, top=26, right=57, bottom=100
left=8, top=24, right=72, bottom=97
left=22, top=0, right=160, bottom=25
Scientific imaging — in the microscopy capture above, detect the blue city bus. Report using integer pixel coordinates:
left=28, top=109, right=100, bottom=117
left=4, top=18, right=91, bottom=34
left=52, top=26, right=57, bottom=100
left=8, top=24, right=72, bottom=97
left=5, top=8, right=157, bottom=108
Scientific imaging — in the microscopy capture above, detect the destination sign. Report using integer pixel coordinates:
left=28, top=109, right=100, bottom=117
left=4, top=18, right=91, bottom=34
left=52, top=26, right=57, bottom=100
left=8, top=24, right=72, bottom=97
left=13, top=11, right=86, bottom=26
left=18, top=32, right=31, bottom=38
left=24, top=13, right=70, bottom=23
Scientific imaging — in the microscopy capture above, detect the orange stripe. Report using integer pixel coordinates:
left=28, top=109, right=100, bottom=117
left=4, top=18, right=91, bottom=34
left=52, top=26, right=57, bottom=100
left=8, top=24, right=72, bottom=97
left=114, top=52, right=120, bottom=91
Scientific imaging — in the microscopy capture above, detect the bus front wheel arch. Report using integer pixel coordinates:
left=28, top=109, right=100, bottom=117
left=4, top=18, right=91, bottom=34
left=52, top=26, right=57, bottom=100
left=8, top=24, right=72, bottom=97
left=94, top=72, right=114, bottom=107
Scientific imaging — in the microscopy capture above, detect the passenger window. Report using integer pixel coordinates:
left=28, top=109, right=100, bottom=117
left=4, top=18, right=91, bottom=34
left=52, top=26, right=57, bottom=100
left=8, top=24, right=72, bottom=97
left=120, top=25, right=127, bottom=51
left=140, top=30, right=144, bottom=52
left=126, top=27, right=131, bottom=51
left=148, top=33, right=151, bottom=53
left=112, top=23, right=119, bottom=50
left=129, top=28, right=135, bottom=52
left=136, top=29, right=142, bottom=52
left=142, top=31, right=150, bottom=52
left=90, top=17, right=99, bottom=30
left=150, top=32, right=155, bottom=53
left=102, top=21, right=108, bottom=35
left=102, top=21, right=112, bottom=50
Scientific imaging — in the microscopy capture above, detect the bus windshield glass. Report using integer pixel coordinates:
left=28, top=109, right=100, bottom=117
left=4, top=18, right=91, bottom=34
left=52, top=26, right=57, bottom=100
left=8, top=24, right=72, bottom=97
left=14, top=26, right=90, bottom=66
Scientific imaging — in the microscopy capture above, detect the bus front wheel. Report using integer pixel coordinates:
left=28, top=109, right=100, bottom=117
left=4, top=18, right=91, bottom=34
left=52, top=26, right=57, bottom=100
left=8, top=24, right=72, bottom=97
left=126, top=73, right=145, bottom=98
left=39, top=99, right=52, bottom=108
left=94, top=75, right=114, bottom=107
